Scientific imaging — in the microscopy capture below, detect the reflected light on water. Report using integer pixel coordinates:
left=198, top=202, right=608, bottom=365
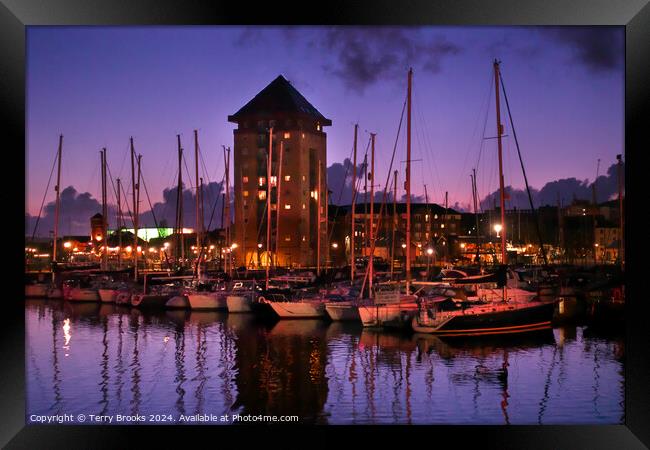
left=62, top=318, right=71, bottom=356
left=25, top=300, right=624, bottom=425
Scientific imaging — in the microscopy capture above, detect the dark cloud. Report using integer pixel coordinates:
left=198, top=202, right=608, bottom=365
left=479, top=162, right=624, bottom=210
left=139, top=180, right=230, bottom=231
left=327, top=157, right=369, bottom=205
left=542, top=27, right=623, bottom=72
left=233, top=28, right=263, bottom=47
left=26, top=186, right=107, bottom=237
left=26, top=183, right=234, bottom=238
left=317, top=27, right=461, bottom=94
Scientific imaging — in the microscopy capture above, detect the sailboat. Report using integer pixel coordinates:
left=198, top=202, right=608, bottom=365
left=411, top=60, right=556, bottom=337
left=26, top=135, right=64, bottom=299
left=325, top=124, right=362, bottom=322
left=357, top=68, right=419, bottom=328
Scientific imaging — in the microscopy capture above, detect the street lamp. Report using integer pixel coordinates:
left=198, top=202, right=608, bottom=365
left=494, top=224, right=502, bottom=238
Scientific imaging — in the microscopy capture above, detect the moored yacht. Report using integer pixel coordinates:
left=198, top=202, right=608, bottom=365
left=357, top=288, right=419, bottom=327
left=25, top=283, right=49, bottom=298
left=225, top=281, right=257, bottom=313
left=264, top=296, right=327, bottom=319
left=187, top=291, right=228, bottom=310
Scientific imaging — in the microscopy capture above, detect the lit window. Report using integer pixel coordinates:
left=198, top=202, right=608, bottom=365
left=302, top=175, right=306, bottom=181
left=243, top=176, right=249, bottom=183
left=310, top=191, right=318, bottom=200
left=284, top=175, right=291, bottom=182
left=284, top=204, right=291, bottom=210
left=283, top=132, right=290, bottom=139
left=441, top=224, right=445, bottom=228
left=258, top=177, right=266, bottom=186
left=316, top=123, right=321, bottom=131
left=270, top=176, right=277, bottom=187
left=258, top=190, right=266, bottom=200
left=302, top=236, right=306, bottom=242
left=285, top=235, right=291, bottom=241
left=302, top=203, right=306, bottom=209
left=425, top=214, right=429, bottom=222
left=434, top=214, right=438, bottom=219
left=271, top=204, right=277, bottom=210
left=301, top=133, right=305, bottom=139
left=243, top=191, right=249, bottom=197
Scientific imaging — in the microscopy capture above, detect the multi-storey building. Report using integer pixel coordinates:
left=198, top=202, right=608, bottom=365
left=328, top=202, right=462, bottom=266
left=228, top=75, right=331, bottom=268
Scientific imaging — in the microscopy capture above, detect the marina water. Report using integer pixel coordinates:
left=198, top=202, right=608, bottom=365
left=26, top=299, right=624, bottom=425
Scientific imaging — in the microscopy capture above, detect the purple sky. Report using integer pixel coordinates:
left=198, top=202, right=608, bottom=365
left=26, top=26, right=623, bottom=219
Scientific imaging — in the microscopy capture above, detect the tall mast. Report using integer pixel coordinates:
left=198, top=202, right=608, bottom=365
left=117, top=178, right=122, bottom=269
left=130, top=137, right=138, bottom=281
left=369, top=133, right=376, bottom=295
left=444, top=191, right=448, bottom=262
left=424, top=183, right=431, bottom=270
left=241, top=167, right=247, bottom=270
left=101, top=148, right=108, bottom=271
left=266, top=127, right=273, bottom=290
left=275, top=141, right=284, bottom=269
left=220, top=192, right=225, bottom=271
left=317, top=160, right=322, bottom=276
left=472, top=169, right=480, bottom=265
left=351, top=124, right=358, bottom=285
left=593, top=158, right=600, bottom=205
left=390, top=170, right=398, bottom=280
left=52, top=134, right=63, bottom=279
left=194, top=130, right=201, bottom=278
left=406, top=67, right=412, bottom=294
left=176, top=135, right=184, bottom=266
left=494, top=60, right=507, bottom=266
left=325, top=181, right=329, bottom=270
left=617, top=154, right=624, bottom=268
left=200, top=177, right=204, bottom=277
left=363, top=153, right=368, bottom=254
left=136, top=154, right=142, bottom=277
left=223, top=146, right=231, bottom=276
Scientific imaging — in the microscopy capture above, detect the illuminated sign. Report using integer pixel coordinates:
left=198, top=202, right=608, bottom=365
left=108, top=227, right=193, bottom=242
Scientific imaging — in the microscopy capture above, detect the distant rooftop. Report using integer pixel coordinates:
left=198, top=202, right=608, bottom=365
left=228, top=75, right=332, bottom=126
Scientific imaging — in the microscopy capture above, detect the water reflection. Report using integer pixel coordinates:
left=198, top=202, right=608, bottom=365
left=25, top=300, right=624, bottom=425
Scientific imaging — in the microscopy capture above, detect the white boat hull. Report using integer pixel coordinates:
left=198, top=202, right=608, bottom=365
left=358, top=302, right=418, bottom=327
left=268, top=300, right=326, bottom=319
left=325, top=302, right=360, bottom=321
left=98, top=289, right=117, bottom=303
left=68, top=288, right=100, bottom=302
left=226, top=295, right=253, bottom=313
left=166, top=295, right=189, bottom=309
left=187, top=293, right=227, bottom=310
left=25, top=284, right=48, bottom=298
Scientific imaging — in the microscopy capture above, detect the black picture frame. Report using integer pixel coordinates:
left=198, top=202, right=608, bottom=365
left=4, top=1, right=649, bottom=448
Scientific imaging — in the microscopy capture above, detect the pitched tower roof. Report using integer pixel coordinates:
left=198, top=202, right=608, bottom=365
left=228, top=75, right=332, bottom=126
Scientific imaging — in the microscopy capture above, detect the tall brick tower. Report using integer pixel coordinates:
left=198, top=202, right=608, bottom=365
left=228, top=75, right=331, bottom=268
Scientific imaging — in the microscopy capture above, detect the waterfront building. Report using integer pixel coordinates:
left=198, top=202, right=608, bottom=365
left=328, top=202, right=462, bottom=267
left=228, top=75, right=331, bottom=268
